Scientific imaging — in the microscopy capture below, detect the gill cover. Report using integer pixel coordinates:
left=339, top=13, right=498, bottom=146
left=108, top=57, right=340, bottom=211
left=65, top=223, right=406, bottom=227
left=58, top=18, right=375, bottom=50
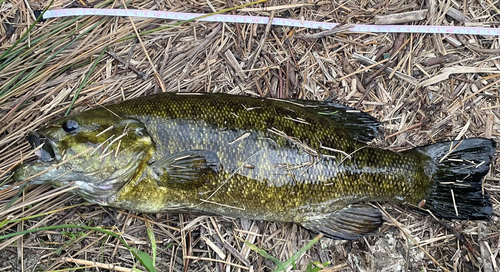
left=14, top=110, right=154, bottom=204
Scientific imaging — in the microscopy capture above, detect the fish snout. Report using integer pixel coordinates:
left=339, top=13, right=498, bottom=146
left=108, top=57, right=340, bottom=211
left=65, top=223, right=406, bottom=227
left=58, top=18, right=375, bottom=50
left=12, top=164, right=36, bottom=182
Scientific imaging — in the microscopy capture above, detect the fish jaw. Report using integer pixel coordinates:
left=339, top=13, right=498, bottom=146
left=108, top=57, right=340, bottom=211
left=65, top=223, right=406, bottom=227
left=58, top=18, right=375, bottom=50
left=12, top=155, right=147, bottom=205
left=27, top=132, right=61, bottom=162
left=12, top=161, right=64, bottom=184
left=13, top=111, right=157, bottom=205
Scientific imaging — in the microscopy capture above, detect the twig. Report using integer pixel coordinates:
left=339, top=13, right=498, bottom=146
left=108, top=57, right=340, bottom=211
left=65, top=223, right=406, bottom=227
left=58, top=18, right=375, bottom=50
left=295, top=24, right=354, bottom=40
left=446, top=7, right=471, bottom=22
left=373, top=45, right=391, bottom=61
left=61, top=257, right=135, bottom=272
left=361, top=33, right=407, bottom=86
left=221, top=240, right=252, bottom=266
left=168, top=24, right=223, bottom=90
left=424, top=54, right=460, bottom=66
left=384, top=122, right=422, bottom=140
left=351, top=53, right=418, bottom=84
left=240, top=3, right=313, bottom=12
left=374, top=10, right=428, bottom=24
left=457, top=35, right=500, bottom=54
left=106, top=51, right=147, bottom=79
left=338, top=58, right=389, bottom=81
left=225, top=50, right=246, bottom=80
left=377, top=204, right=451, bottom=272
left=421, top=67, right=500, bottom=87
left=362, top=59, right=392, bottom=86
left=154, top=37, right=174, bottom=93
left=124, top=38, right=138, bottom=70
left=249, top=11, right=274, bottom=69
left=183, top=256, right=250, bottom=270
left=485, top=114, right=494, bottom=139
left=0, top=22, right=16, bottom=45
left=122, top=0, right=165, bottom=92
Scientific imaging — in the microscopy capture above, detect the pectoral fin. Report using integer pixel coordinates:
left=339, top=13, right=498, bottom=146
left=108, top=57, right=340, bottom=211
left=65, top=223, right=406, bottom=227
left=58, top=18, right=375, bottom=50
left=301, top=204, right=383, bottom=240
left=150, top=150, right=220, bottom=190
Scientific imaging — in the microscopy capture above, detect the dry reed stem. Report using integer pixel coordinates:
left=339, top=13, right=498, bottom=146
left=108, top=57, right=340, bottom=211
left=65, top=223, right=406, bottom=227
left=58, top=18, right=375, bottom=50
left=61, top=257, right=135, bottom=271
left=0, top=0, right=499, bottom=271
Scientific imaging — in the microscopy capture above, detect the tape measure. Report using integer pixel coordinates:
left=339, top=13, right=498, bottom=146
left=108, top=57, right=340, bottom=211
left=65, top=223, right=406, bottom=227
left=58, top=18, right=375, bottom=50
left=42, top=8, right=500, bottom=36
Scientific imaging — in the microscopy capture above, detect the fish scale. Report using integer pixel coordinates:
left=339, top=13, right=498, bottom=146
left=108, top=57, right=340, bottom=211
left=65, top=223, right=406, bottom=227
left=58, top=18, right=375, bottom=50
left=107, top=94, right=426, bottom=217
left=13, top=93, right=495, bottom=240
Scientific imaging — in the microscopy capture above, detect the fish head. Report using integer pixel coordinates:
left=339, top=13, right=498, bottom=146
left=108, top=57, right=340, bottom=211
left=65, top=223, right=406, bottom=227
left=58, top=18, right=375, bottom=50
left=13, top=110, right=154, bottom=204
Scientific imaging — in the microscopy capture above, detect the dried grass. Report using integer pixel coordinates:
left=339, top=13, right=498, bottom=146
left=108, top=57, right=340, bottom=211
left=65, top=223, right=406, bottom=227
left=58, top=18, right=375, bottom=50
left=1, top=0, right=499, bottom=271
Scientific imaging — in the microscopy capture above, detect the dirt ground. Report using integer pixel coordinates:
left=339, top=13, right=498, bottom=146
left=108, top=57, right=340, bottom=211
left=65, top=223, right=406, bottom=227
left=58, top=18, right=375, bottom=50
left=0, top=0, right=499, bottom=271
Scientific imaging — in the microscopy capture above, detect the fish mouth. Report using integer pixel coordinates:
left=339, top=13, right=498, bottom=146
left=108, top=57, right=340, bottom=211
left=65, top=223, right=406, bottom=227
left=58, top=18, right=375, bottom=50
left=27, top=132, right=57, bottom=162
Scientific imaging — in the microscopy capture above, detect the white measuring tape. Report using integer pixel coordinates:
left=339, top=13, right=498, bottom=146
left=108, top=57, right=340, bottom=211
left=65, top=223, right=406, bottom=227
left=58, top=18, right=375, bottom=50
left=43, top=8, right=500, bottom=36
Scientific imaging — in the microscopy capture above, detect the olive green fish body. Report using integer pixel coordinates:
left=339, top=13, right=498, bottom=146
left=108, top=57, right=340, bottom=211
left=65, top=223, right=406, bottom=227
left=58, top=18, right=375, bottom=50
left=14, top=93, right=495, bottom=240
left=104, top=94, right=427, bottom=216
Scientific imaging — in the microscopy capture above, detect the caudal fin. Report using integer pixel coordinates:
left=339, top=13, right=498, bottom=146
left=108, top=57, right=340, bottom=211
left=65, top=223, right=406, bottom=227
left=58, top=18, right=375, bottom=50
left=415, top=138, right=495, bottom=220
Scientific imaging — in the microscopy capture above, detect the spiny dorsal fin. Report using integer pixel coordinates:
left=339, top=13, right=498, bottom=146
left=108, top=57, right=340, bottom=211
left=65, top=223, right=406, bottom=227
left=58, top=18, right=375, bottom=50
left=286, top=99, right=381, bottom=142
left=300, top=204, right=383, bottom=240
left=149, top=150, right=220, bottom=190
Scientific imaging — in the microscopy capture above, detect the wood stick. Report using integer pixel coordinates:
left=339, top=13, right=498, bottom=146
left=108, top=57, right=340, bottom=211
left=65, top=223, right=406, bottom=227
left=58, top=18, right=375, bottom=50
left=295, top=24, right=354, bottom=40
left=485, top=114, right=494, bottom=139
left=61, top=257, right=135, bottom=272
left=375, top=10, right=428, bottom=24
left=446, top=7, right=471, bottom=23
left=457, top=35, right=500, bottom=54
left=385, top=122, right=422, bottom=140
left=249, top=11, right=274, bottom=70
left=107, top=51, right=147, bottom=79
left=225, top=50, right=246, bottom=80
left=424, top=54, right=460, bottom=67
left=184, top=255, right=250, bottom=270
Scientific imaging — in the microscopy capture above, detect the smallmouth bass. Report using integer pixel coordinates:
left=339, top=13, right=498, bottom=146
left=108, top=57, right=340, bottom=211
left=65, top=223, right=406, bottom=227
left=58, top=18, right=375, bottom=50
left=13, top=93, right=495, bottom=240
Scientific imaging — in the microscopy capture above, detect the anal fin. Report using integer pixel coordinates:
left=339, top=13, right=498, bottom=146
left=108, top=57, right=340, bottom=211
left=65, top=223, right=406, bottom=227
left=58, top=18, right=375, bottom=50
left=301, top=204, right=383, bottom=240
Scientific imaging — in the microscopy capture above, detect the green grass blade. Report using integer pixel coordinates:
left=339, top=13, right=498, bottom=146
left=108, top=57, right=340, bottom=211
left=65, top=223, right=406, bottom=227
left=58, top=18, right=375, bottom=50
left=65, top=46, right=108, bottom=115
left=0, top=0, right=115, bottom=63
left=0, top=23, right=76, bottom=72
left=145, top=221, right=157, bottom=266
left=4, top=182, right=29, bottom=210
left=273, top=234, right=323, bottom=272
left=0, top=18, right=107, bottom=98
left=0, top=224, right=156, bottom=272
left=0, top=18, right=78, bottom=65
left=134, top=249, right=156, bottom=272
left=0, top=0, right=55, bottom=60
left=245, top=233, right=323, bottom=272
left=244, top=241, right=286, bottom=270
left=0, top=0, right=122, bottom=63
left=1, top=202, right=88, bottom=226
left=0, top=1, right=133, bottom=98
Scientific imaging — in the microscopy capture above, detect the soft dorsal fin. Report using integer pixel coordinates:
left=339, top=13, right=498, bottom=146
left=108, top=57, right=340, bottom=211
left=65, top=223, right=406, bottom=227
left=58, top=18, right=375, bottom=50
left=286, top=99, right=381, bottom=142
left=300, top=204, right=383, bottom=240
left=149, top=150, right=220, bottom=190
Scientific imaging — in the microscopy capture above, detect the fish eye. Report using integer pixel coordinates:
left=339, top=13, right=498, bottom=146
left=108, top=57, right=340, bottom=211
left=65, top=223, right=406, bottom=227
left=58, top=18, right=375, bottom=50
left=62, top=120, right=79, bottom=132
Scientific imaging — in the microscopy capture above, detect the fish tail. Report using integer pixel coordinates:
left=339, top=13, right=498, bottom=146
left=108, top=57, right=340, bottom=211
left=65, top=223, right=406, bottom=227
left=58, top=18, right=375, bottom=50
left=415, top=138, right=496, bottom=220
